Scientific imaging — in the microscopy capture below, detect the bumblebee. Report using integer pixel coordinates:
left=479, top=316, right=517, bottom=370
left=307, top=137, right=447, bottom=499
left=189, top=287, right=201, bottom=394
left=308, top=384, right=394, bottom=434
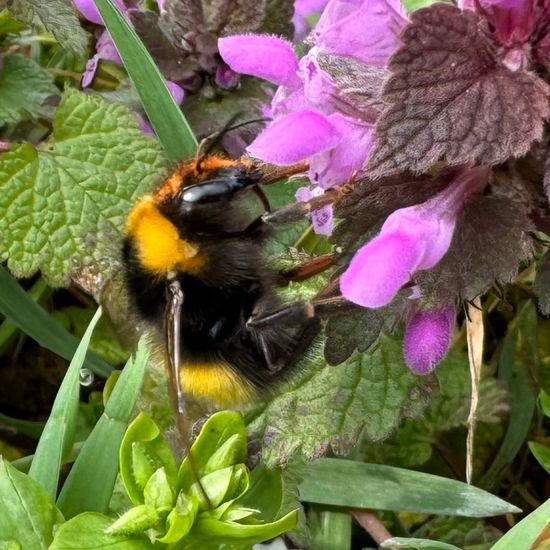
left=122, top=152, right=336, bottom=408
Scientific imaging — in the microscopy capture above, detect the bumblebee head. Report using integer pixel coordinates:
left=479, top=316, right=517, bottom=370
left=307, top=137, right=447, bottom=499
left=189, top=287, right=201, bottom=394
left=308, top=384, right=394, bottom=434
left=124, top=156, right=263, bottom=279
left=124, top=195, right=206, bottom=277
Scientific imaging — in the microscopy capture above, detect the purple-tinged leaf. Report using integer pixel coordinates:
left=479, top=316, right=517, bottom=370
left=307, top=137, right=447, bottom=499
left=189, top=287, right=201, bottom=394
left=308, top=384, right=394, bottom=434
left=367, top=4, right=550, bottom=177
left=324, top=307, right=386, bottom=365
left=203, top=0, right=266, bottom=35
left=544, top=158, right=550, bottom=204
left=317, top=53, right=386, bottom=122
left=333, top=170, right=454, bottom=254
left=129, top=10, right=195, bottom=82
left=415, top=194, right=534, bottom=305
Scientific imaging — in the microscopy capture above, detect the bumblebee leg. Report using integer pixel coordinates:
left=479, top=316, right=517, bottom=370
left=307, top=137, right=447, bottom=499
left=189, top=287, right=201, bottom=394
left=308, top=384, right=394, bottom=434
left=279, top=253, right=334, bottom=283
left=247, top=300, right=315, bottom=330
left=261, top=188, right=341, bottom=226
left=247, top=295, right=353, bottom=331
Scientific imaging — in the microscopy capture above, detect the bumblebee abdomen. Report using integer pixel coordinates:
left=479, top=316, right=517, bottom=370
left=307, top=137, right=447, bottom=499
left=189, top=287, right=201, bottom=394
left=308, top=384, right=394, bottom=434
left=179, top=361, right=255, bottom=406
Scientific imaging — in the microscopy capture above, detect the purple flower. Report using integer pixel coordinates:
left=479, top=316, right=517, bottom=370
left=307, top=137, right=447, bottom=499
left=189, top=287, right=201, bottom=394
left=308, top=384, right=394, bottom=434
left=340, top=167, right=488, bottom=308
left=74, top=0, right=126, bottom=25
left=459, top=0, right=550, bottom=69
left=220, top=0, right=405, bottom=202
left=296, top=186, right=334, bottom=235
left=218, top=35, right=301, bottom=87
left=293, top=0, right=331, bottom=40
left=314, top=0, right=407, bottom=67
left=82, top=28, right=122, bottom=87
left=75, top=0, right=128, bottom=87
left=403, top=307, right=456, bottom=374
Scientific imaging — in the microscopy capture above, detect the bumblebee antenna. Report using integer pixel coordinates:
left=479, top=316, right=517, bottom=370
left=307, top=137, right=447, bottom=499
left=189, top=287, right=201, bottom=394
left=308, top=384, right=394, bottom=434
left=194, top=114, right=271, bottom=171
left=165, top=274, right=211, bottom=508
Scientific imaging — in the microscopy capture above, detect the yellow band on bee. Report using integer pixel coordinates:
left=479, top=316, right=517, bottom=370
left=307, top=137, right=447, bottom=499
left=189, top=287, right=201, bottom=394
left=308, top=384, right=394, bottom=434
left=125, top=196, right=205, bottom=275
left=179, top=361, right=254, bottom=406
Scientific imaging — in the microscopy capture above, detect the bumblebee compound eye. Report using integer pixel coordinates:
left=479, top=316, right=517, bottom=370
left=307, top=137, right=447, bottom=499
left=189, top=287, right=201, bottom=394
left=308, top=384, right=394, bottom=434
left=181, top=173, right=260, bottom=204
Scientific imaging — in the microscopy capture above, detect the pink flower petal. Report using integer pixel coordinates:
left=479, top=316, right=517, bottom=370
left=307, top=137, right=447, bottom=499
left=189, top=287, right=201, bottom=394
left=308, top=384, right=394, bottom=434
left=218, top=34, right=301, bottom=87
left=340, top=232, right=425, bottom=308
left=246, top=110, right=342, bottom=164
left=309, top=114, right=374, bottom=188
left=381, top=208, right=456, bottom=270
left=82, top=54, right=99, bottom=87
left=293, top=0, right=331, bottom=40
left=74, top=0, right=126, bottom=25
left=300, top=48, right=335, bottom=106
left=403, top=307, right=456, bottom=374
left=95, top=29, right=121, bottom=64
left=270, top=84, right=310, bottom=117
left=166, top=80, right=185, bottom=105
left=296, top=186, right=334, bottom=235
left=312, top=204, right=333, bottom=235
left=314, top=0, right=408, bottom=66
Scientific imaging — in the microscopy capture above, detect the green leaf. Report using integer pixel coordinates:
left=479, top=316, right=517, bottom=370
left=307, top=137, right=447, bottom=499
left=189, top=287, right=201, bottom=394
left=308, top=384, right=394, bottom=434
left=178, top=411, right=247, bottom=491
left=414, top=516, right=502, bottom=550
left=57, top=339, right=150, bottom=518
left=0, top=265, right=112, bottom=376
left=0, top=412, right=45, bottom=439
left=247, top=335, right=430, bottom=465
left=194, top=509, right=298, bottom=545
left=0, top=8, right=26, bottom=34
left=381, top=538, right=462, bottom=550
left=0, top=457, right=64, bottom=549
left=363, top=350, right=508, bottom=469
left=298, top=458, right=520, bottom=517
left=190, top=466, right=240, bottom=510
left=9, top=0, right=89, bottom=56
left=540, top=390, right=550, bottom=417
left=143, top=467, right=174, bottom=512
left=52, top=306, right=129, bottom=364
left=50, top=512, right=152, bottom=549
left=120, top=412, right=178, bottom=506
left=529, top=441, right=550, bottom=474
left=106, top=505, right=160, bottom=536
left=309, top=507, right=352, bottom=550
left=0, top=55, right=57, bottom=126
left=28, top=308, right=102, bottom=498
left=0, top=275, right=49, bottom=357
left=236, top=463, right=284, bottom=523
left=490, top=498, right=550, bottom=549
left=94, top=0, right=197, bottom=160
left=157, top=492, right=198, bottom=543
left=0, top=88, right=166, bottom=286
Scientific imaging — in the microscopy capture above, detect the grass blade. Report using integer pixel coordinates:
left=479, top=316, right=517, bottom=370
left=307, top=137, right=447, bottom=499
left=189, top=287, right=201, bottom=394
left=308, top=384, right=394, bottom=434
left=480, top=302, right=538, bottom=489
left=94, top=0, right=197, bottom=160
left=56, top=338, right=149, bottom=518
left=28, top=308, right=103, bottom=498
left=490, top=497, right=550, bottom=549
left=0, top=412, right=45, bottom=439
left=0, top=276, right=49, bottom=356
left=298, top=458, right=520, bottom=517
left=0, top=265, right=112, bottom=377
left=381, top=538, right=462, bottom=550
